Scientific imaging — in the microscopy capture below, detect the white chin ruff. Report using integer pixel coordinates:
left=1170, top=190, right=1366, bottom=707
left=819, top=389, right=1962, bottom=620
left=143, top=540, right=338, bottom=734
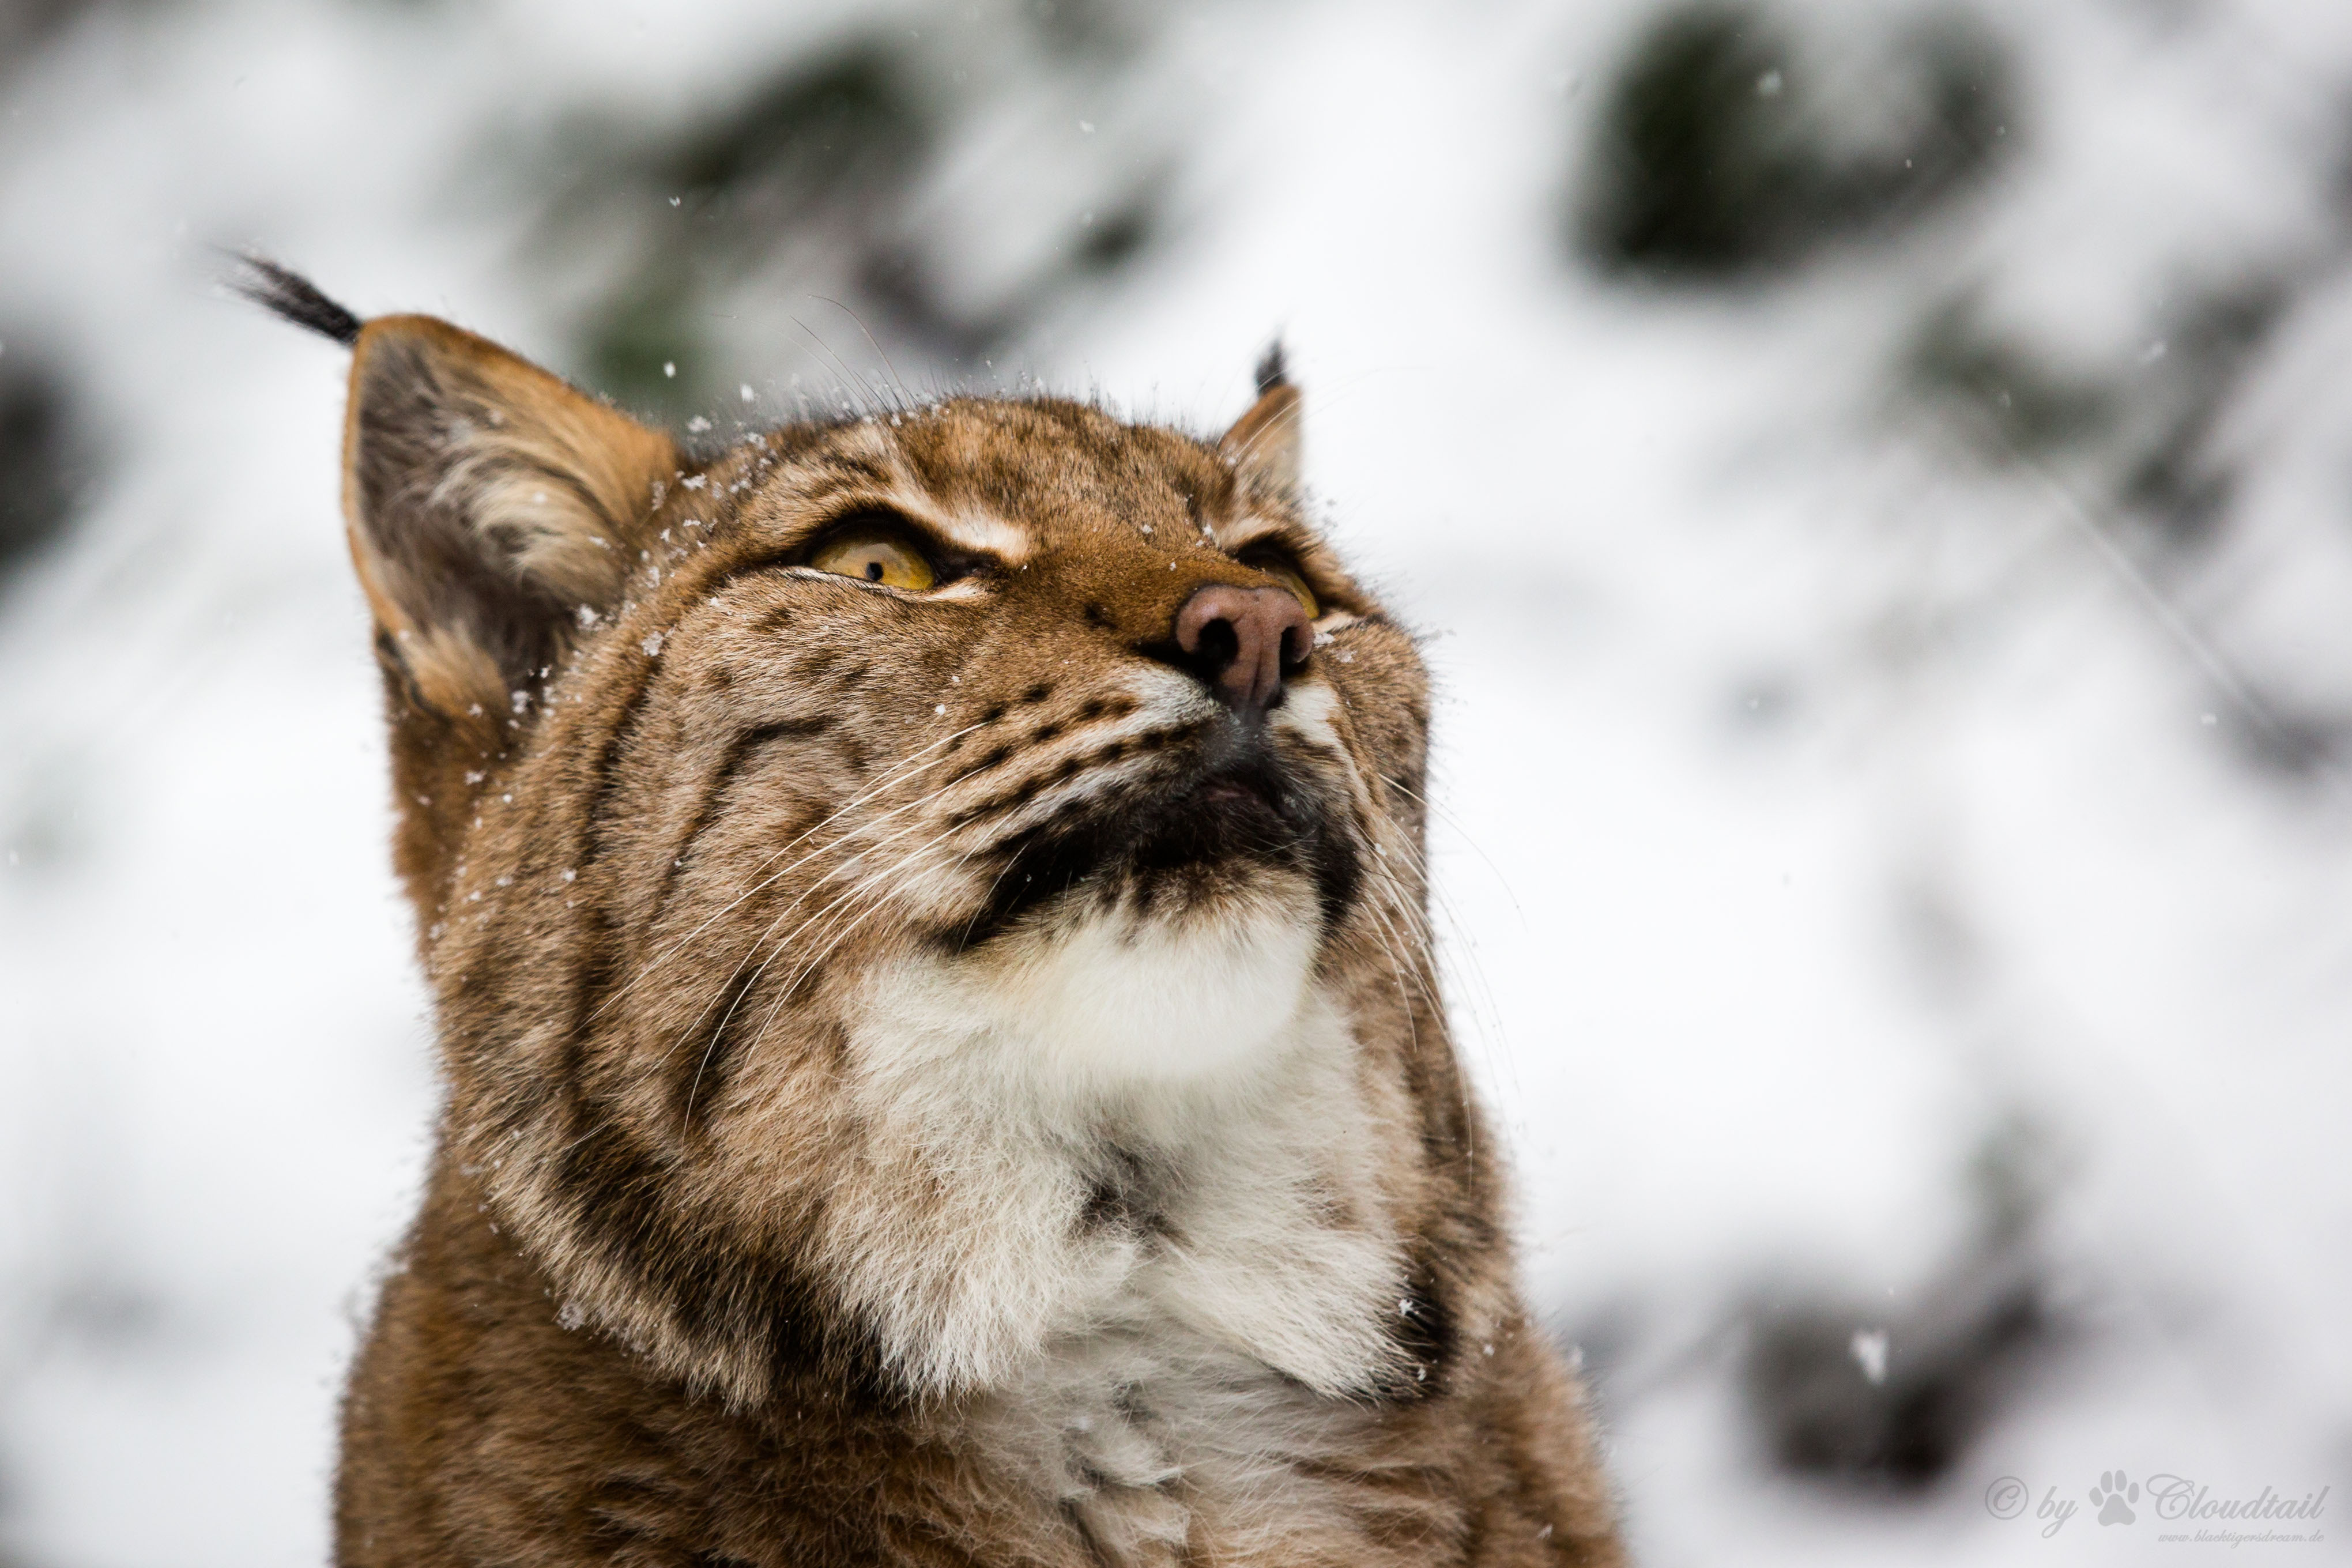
left=858, top=875, right=1322, bottom=1106
left=1002, top=891, right=1317, bottom=1083
left=827, top=865, right=1404, bottom=1411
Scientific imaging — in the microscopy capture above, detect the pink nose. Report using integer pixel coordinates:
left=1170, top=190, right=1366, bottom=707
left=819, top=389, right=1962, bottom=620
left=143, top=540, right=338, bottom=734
left=1174, top=585, right=1313, bottom=713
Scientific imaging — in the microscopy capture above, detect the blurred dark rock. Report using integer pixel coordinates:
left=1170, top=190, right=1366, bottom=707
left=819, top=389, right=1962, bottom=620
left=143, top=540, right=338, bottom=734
left=0, top=0, right=129, bottom=58
left=1739, top=1117, right=2064, bottom=1491
left=1024, top=0, right=1144, bottom=59
left=1742, top=1271, right=2045, bottom=1487
left=2221, top=703, right=2351, bottom=783
left=0, top=339, right=93, bottom=578
left=1575, top=3, right=2015, bottom=281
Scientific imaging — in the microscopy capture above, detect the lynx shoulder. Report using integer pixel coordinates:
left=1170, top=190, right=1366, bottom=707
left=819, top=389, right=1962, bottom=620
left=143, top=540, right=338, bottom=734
left=239, top=258, right=1626, bottom=1567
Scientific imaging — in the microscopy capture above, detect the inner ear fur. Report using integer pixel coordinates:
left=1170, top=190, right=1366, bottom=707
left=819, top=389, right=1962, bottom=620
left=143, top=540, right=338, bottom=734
left=342, top=315, right=677, bottom=728
left=1218, top=349, right=1303, bottom=495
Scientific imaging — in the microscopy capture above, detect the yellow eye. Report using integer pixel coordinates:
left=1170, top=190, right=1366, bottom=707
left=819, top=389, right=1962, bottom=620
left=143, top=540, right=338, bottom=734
left=1247, top=555, right=1318, bottom=619
left=809, top=529, right=937, bottom=591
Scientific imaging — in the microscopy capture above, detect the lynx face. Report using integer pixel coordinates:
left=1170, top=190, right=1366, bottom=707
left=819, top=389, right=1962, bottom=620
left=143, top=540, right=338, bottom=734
left=309, top=304, right=1442, bottom=1413
left=247, top=266, right=1623, bottom=1568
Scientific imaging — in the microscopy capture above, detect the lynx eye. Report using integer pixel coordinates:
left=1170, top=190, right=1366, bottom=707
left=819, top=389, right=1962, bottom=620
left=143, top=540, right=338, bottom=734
left=1242, top=551, right=1318, bottom=619
left=809, top=525, right=937, bottom=591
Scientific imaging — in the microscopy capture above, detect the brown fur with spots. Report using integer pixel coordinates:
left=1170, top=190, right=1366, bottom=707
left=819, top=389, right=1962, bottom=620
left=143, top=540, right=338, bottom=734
left=252, top=274, right=1624, bottom=1566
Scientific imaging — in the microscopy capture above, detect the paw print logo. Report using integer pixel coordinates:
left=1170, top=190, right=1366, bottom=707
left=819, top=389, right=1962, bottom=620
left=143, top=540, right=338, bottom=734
left=2089, top=1471, right=2139, bottom=1525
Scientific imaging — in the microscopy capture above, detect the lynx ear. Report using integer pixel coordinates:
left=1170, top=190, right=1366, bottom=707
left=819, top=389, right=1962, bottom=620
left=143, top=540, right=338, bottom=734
left=340, top=314, right=677, bottom=727
left=1219, top=342, right=1302, bottom=495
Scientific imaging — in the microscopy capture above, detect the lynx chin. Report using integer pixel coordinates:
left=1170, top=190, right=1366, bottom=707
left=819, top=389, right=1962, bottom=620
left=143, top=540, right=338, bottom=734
left=239, top=257, right=1626, bottom=1567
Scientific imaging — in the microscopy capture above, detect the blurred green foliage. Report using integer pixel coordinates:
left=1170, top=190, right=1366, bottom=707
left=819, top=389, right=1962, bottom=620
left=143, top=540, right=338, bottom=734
left=1576, top=3, right=2014, bottom=280
left=526, top=3, right=1173, bottom=423
left=562, top=45, right=928, bottom=414
left=2114, top=280, right=2291, bottom=547
left=1904, top=276, right=2298, bottom=549
left=1905, top=297, right=2115, bottom=458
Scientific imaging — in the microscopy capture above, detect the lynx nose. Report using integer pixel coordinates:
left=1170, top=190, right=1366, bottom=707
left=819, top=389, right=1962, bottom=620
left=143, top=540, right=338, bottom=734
left=1173, top=584, right=1312, bottom=713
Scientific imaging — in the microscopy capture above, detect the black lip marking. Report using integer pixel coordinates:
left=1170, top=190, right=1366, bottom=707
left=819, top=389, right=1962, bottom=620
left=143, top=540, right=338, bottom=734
left=949, top=721, right=1360, bottom=949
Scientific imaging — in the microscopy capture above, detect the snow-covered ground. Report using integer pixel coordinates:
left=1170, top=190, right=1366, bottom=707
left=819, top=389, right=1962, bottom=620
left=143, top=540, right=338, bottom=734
left=2, top=1, right=2347, bottom=1562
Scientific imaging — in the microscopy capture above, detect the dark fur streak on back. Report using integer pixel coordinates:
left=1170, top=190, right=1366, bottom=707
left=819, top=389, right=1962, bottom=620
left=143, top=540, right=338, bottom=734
left=552, top=1104, right=892, bottom=1405
left=653, top=717, right=835, bottom=924
left=560, top=908, right=625, bottom=1098
left=581, top=659, right=664, bottom=868
left=676, top=967, right=763, bottom=1132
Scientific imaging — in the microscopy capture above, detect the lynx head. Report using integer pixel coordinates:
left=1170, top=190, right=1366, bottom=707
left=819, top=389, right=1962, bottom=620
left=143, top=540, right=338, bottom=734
left=254, top=264, right=1454, bottom=1412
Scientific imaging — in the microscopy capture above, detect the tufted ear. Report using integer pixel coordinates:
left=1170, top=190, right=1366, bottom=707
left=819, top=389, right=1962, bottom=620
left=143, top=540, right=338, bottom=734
left=239, top=261, right=680, bottom=928
left=337, top=313, right=678, bottom=729
left=1219, top=341, right=1302, bottom=495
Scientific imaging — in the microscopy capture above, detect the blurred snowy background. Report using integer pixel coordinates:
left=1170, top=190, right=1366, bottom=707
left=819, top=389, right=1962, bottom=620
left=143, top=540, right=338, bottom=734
left=3, top=0, right=2350, bottom=1561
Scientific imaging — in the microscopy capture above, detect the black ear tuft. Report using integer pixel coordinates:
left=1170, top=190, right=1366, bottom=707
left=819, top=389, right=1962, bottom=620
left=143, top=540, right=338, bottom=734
left=230, top=255, right=362, bottom=348
left=1253, top=339, right=1289, bottom=395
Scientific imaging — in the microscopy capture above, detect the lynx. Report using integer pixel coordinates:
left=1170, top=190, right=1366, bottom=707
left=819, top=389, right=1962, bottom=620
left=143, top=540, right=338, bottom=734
left=240, top=259, right=1625, bottom=1566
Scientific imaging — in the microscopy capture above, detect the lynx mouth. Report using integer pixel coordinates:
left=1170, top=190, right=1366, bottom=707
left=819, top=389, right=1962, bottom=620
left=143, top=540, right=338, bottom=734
left=949, top=737, right=1358, bottom=951
left=1124, top=757, right=1300, bottom=873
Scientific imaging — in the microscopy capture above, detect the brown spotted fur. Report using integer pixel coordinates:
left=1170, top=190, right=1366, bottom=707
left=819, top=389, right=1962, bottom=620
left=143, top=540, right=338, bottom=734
left=286, top=299, right=1627, bottom=1566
